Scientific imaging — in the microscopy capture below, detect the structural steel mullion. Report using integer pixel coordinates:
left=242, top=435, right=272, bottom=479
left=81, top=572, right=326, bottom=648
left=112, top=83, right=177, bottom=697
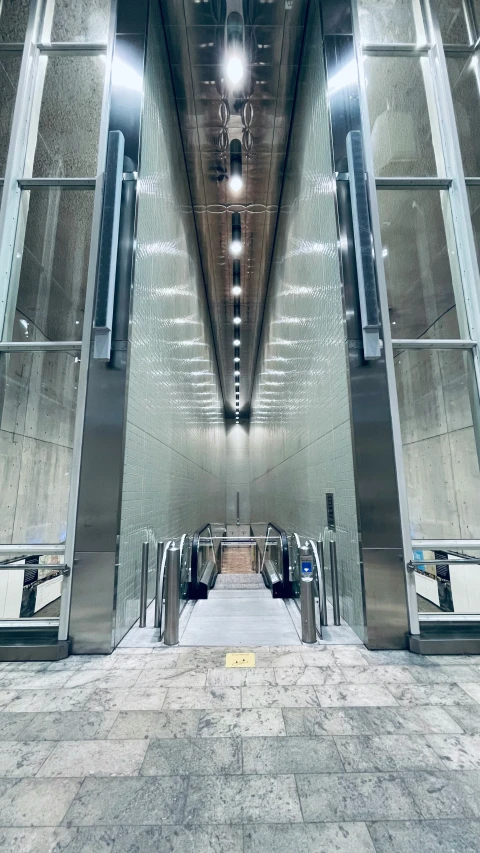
left=351, top=0, right=421, bottom=635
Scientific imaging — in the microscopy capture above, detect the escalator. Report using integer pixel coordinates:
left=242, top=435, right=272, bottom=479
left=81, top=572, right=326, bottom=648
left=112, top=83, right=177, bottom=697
left=155, top=522, right=325, bottom=647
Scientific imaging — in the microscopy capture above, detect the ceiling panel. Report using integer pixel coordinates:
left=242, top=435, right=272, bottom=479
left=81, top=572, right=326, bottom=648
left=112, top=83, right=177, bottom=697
left=162, top=0, right=308, bottom=416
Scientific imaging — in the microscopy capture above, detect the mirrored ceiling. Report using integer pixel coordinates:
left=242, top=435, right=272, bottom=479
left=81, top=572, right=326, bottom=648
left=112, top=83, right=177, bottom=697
left=161, top=0, right=309, bottom=418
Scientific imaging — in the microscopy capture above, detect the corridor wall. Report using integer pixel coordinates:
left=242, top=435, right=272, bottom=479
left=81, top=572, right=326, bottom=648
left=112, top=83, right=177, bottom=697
left=115, top=0, right=226, bottom=644
left=249, top=1, right=365, bottom=640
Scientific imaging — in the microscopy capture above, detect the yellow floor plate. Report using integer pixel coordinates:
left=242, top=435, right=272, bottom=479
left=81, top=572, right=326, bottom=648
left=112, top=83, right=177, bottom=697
left=225, top=653, right=255, bottom=668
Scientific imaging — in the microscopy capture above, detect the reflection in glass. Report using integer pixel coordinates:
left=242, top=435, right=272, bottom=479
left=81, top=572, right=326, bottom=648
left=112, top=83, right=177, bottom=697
left=395, top=347, right=480, bottom=540
left=447, top=55, right=480, bottom=177
left=0, top=554, right=64, bottom=619
left=0, top=351, right=79, bottom=544
left=47, top=0, right=111, bottom=44
left=377, top=190, right=461, bottom=339
left=0, top=0, right=30, bottom=43
left=430, top=0, right=474, bottom=44
left=33, top=55, right=105, bottom=177
left=0, top=53, right=21, bottom=176
left=357, top=0, right=425, bottom=45
left=364, top=56, right=439, bottom=177
left=10, top=189, right=94, bottom=341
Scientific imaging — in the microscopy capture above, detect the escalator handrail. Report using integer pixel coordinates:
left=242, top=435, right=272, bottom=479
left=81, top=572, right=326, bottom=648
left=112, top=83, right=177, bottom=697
left=191, top=523, right=215, bottom=591
left=265, top=522, right=291, bottom=594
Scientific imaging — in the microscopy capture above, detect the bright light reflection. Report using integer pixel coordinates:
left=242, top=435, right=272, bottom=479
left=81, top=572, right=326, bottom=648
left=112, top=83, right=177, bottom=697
left=233, top=316, right=241, bottom=324
left=225, top=54, right=244, bottom=85
left=229, top=239, right=242, bottom=257
left=112, top=56, right=143, bottom=93
left=233, top=338, right=240, bottom=346
left=232, top=285, right=241, bottom=296
left=229, top=174, right=243, bottom=193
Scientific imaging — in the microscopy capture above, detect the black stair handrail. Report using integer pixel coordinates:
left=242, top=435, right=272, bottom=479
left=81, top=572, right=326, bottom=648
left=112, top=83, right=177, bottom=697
left=265, top=522, right=291, bottom=596
left=190, top=523, right=216, bottom=594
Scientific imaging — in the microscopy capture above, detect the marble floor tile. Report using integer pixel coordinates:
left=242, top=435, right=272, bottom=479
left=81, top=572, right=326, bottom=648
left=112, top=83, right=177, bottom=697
left=0, top=692, right=18, bottom=711
left=410, top=666, right=480, bottom=684
left=300, top=650, right=337, bottom=667
left=274, top=666, right=345, bottom=686
left=0, top=662, right=48, bottom=673
left=367, top=819, right=480, bottom=853
left=282, top=705, right=462, bottom=736
left=84, top=688, right=167, bottom=711
left=387, top=683, right=474, bottom=706
left=243, top=822, right=376, bottom=853
left=63, top=776, right=188, bottom=825
left=332, top=649, right=370, bottom=667
left=20, top=711, right=118, bottom=741
left=135, top=669, right=207, bottom=688
left=316, top=684, right=398, bottom=707
left=443, top=704, right=480, bottom=733
left=461, top=683, right=480, bottom=703
left=296, top=772, right=421, bottom=822
left=139, top=656, right=180, bottom=670
left=427, top=733, right=480, bottom=769
left=241, top=685, right=319, bottom=708
left=163, top=687, right=242, bottom=710
left=402, top=770, right=480, bottom=818
left=184, top=774, right=302, bottom=824
left=206, top=667, right=276, bottom=687
left=3, top=688, right=94, bottom=713
left=37, top=739, right=148, bottom=777
left=339, top=666, right=417, bottom=684
left=359, top=650, right=434, bottom=667
left=63, top=670, right=141, bottom=690
left=0, top=713, right=35, bottom=740
left=0, top=825, right=234, bottom=853
left=0, top=778, right=81, bottom=826
left=242, top=735, right=344, bottom=774
left=141, top=736, right=242, bottom=775
left=0, top=673, right=71, bottom=691
left=253, top=652, right=305, bottom=668
left=334, top=734, right=445, bottom=772
left=198, top=708, right=286, bottom=738
left=0, top=742, right=55, bottom=777
left=107, top=709, right=201, bottom=739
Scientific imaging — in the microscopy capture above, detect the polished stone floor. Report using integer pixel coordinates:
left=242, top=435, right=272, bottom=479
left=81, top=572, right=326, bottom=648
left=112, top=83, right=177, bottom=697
left=1, top=645, right=480, bottom=851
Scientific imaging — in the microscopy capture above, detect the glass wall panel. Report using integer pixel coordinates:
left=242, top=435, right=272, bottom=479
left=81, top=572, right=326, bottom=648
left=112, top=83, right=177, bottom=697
left=47, top=0, right=111, bottom=44
left=377, top=189, right=461, bottom=339
left=0, top=0, right=30, bottom=43
left=0, top=554, right=64, bottom=619
left=395, top=347, right=480, bottom=539
left=9, top=189, right=94, bottom=341
left=447, top=55, right=480, bottom=177
left=467, top=186, right=480, bottom=266
left=364, top=56, right=439, bottom=176
left=0, top=53, right=22, bottom=175
left=357, top=0, right=425, bottom=45
left=429, top=0, right=474, bottom=44
left=32, top=55, right=105, bottom=177
left=0, top=350, right=79, bottom=544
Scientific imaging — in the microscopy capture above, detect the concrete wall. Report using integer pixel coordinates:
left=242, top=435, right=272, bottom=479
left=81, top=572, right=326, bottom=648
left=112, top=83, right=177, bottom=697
left=115, top=0, right=226, bottom=644
left=249, top=2, right=364, bottom=640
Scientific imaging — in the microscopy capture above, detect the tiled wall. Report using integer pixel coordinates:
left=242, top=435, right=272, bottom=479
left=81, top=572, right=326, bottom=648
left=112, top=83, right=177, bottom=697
left=226, top=422, right=251, bottom=525
left=249, top=2, right=365, bottom=640
left=115, top=1, right=226, bottom=645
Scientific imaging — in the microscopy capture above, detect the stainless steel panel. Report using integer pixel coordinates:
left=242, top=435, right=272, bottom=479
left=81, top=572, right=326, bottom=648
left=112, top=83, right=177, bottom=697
left=69, top=551, right=116, bottom=654
left=362, top=548, right=409, bottom=649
